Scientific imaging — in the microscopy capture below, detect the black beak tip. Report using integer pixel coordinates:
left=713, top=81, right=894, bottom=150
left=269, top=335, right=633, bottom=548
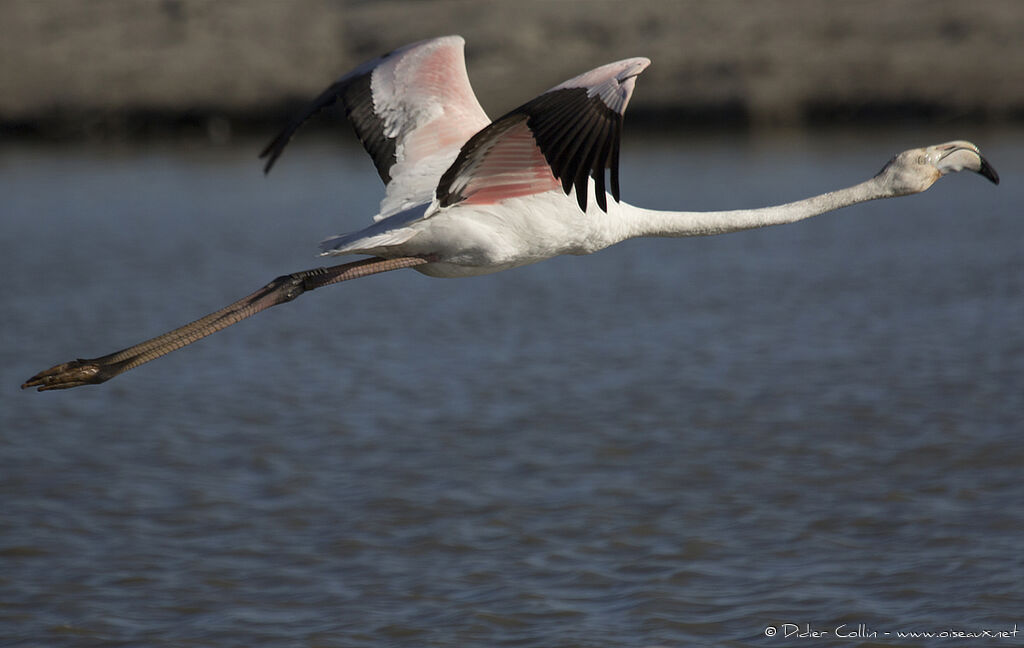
left=979, top=157, right=1000, bottom=185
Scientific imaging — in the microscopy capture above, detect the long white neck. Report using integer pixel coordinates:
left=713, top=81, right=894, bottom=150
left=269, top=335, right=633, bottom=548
left=613, top=175, right=892, bottom=241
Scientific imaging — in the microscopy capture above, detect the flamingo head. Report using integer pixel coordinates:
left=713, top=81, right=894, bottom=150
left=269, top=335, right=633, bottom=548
left=878, top=140, right=999, bottom=196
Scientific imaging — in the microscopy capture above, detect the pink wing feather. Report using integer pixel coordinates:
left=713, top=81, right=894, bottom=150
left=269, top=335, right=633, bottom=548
left=436, top=57, right=650, bottom=213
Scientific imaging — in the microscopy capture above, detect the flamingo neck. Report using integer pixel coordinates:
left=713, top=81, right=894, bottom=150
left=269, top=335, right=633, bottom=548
left=615, top=176, right=890, bottom=240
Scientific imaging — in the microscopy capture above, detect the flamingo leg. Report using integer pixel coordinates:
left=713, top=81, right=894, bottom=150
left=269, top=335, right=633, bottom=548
left=21, top=256, right=430, bottom=391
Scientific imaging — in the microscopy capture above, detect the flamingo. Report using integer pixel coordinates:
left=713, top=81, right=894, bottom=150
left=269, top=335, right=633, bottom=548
left=23, top=35, right=999, bottom=391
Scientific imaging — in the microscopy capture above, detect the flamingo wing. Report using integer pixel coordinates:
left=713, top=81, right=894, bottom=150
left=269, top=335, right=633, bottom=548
left=259, top=35, right=490, bottom=218
left=435, top=57, right=650, bottom=213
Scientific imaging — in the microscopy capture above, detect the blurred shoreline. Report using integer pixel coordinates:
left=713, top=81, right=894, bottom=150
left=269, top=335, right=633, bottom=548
left=3, top=0, right=1022, bottom=141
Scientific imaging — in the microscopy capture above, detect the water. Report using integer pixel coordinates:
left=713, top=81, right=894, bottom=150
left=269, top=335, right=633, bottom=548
left=2, top=128, right=1022, bottom=647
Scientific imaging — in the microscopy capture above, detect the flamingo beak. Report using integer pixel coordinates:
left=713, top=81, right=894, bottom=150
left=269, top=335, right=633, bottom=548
left=935, top=141, right=1000, bottom=185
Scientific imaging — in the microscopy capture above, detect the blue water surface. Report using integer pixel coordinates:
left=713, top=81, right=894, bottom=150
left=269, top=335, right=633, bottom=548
left=1, top=127, right=1021, bottom=647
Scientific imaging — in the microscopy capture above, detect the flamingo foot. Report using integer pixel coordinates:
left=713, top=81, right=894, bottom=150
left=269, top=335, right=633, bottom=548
left=22, top=358, right=121, bottom=391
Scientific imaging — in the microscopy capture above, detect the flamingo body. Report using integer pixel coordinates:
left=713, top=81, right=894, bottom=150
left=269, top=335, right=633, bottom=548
left=280, top=39, right=654, bottom=277
left=22, top=35, right=999, bottom=391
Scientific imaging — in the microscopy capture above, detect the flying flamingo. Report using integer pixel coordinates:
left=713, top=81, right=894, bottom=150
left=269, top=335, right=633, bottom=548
left=23, top=35, right=999, bottom=391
